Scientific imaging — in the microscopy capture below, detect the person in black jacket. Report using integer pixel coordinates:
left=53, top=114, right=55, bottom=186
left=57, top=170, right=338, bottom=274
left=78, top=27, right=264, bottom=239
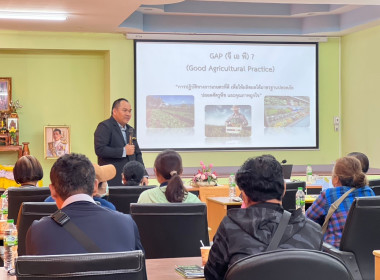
left=204, top=155, right=322, bottom=280
left=94, top=98, right=148, bottom=186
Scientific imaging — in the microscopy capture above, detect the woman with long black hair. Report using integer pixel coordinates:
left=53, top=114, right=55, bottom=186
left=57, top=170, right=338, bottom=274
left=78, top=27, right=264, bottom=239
left=137, top=150, right=200, bottom=203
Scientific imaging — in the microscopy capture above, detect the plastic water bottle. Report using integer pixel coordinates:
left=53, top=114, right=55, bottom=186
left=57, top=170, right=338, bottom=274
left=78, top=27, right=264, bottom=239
left=4, top=219, right=18, bottom=271
left=229, top=173, right=236, bottom=199
left=1, top=194, right=8, bottom=220
left=306, top=164, right=313, bottom=184
left=295, top=187, right=306, bottom=214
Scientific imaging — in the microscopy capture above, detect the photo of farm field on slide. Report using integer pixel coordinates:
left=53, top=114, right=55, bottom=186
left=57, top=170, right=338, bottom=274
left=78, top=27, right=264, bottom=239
left=264, top=96, right=310, bottom=128
left=146, top=95, right=194, bottom=128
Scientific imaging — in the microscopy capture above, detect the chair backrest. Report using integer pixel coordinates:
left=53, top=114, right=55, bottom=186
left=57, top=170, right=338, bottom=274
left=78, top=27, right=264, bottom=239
left=17, top=202, right=58, bottom=256
left=225, top=249, right=353, bottom=280
left=15, top=250, right=147, bottom=280
left=282, top=181, right=306, bottom=212
left=369, top=179, right=380, bottom=195
left=130, top=203, right=209, bottom=259
left=8, top=187, right=51, bottom=224
left=369, top=179, right=380, bottom=187
left=108, top=186, right=155, bottom=214
left=339, top=196, right=380, bottom=280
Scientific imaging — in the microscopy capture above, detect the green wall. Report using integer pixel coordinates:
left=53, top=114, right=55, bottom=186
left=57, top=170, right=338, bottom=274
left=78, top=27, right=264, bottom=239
left=341, top=25, right=380, bottom=168
left=0, top=31, right=341, bottom=184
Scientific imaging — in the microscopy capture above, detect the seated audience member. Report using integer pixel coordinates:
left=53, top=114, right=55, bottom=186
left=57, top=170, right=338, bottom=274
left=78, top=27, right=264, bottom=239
left=204, top=155, right=322, bottom=280
left=3, top=155, right=43, bottom=197
left=122, top=161, right=145, bottom=186
left=45, top=163, right=117, bottom=211
left=306, top=156, right=375, bottom=248
left=137, top=150, right=201, bottom=203
left=13, top=155, right=43, bottom=188
left=92, top=163, right=117, bottom=210
left=347, top=151, right=369, bottom=173
left=26, top=153, right=143, bottom=255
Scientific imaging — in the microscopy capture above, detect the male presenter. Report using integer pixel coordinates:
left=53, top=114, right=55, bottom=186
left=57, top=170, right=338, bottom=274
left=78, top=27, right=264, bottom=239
left=94, top=98, right=148, bottom=186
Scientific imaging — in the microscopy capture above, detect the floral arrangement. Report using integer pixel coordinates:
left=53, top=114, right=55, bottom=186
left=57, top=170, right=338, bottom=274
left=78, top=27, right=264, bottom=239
left=9, top=127, right=17, bottom=145
left=9, top=100, right=23, bottom=114
left=192, top=161, right=217, bottom=186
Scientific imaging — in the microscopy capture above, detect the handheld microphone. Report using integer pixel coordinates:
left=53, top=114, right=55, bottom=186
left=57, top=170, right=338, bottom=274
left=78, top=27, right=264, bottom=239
left=128, top=127, right=134, bottom=145
left=281, top=159, right=287, bottom=164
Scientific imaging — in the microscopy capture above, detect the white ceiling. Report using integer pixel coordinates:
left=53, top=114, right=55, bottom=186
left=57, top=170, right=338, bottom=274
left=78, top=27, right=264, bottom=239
left=0, top=0, right=379, bottom=36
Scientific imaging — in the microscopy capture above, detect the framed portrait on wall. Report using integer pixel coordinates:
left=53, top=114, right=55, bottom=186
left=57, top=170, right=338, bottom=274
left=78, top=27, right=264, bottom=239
left=0, top=77, right=12, bottom=113
left=7, top=118, right=18, bottom=131
left=44, top=126, right=70, bottom=159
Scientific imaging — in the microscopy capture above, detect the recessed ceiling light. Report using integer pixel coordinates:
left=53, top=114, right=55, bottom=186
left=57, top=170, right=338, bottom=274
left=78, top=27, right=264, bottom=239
left=0, top=11, right=67, bottom=21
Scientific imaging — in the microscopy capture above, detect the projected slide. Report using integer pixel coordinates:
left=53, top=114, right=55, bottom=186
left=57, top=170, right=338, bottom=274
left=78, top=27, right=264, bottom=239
left=135, top=41, right=317, bottom=150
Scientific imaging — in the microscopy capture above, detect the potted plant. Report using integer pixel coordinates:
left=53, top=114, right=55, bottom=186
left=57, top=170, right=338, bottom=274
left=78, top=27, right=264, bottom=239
left=191, top=161, right=218, bottom=187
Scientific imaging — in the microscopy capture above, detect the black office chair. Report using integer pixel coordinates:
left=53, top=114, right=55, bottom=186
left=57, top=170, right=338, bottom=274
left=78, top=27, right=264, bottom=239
left=17, top=202, right=58, bottom=256
left=323, top=196, right=380, bottom=280
left=369, top=179, right=380, bottom=195
left=130, top=203, right=209, bottom=259
left=224, top=249, right=353, bottom=280
left=15, top=250, right=147, bottom=280
left=7, top=187, right=51, bottom=224
left=282, top=181, right=306, bottom=212
left=108, top=186, right=155, bottom=214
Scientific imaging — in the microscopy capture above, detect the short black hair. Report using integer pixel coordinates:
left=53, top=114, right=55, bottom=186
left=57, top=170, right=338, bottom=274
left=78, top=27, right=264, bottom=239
left=122, top=161, right=145, bottom=186
left=50, top=153, right=95, bottom=201
left=111, top=98, right=129, bottom=114
left=236, top=155, right=284, bottom=202
left=13, top=155, right=43, bottom=184
left=347, top=152, right=369, bottom=173
left=53, top=128, right=62, bottom=135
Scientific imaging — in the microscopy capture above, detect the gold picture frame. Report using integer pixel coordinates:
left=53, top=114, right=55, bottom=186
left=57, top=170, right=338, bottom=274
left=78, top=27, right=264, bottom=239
left=0, top=77, right=12, bottom=113
left=44, top=126, right=71, bottom=159
left=7, top=117, right=18, bottom=131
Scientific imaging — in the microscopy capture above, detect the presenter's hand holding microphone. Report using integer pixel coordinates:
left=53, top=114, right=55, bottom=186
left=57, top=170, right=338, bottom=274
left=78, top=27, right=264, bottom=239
left=125, top=127, right=135, bottom=156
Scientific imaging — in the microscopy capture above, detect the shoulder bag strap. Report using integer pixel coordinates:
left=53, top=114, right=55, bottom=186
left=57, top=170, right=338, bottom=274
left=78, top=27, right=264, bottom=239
left=321, top=188, right=356, bottom=234
left=51, top=210, right=102, bottom=253
left=266, top=210, right=291, bottom=251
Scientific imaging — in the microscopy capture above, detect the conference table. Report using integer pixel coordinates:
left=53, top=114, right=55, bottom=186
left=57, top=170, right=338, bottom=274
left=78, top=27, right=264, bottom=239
left=186, top=185, right=241, bottom=203
left=1, top=256, right=204, bottom=280
left=374, top=250, right=380, bottom=280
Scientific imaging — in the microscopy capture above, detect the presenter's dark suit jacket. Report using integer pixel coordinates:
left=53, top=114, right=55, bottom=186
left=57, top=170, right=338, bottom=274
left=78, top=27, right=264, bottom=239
left=94, top=116, right=146, bottom=186
left=26, top=201, right=144, bottom=255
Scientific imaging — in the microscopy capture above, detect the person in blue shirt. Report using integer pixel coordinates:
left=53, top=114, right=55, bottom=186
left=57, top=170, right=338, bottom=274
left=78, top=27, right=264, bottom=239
left=306, top=156, right=375, bottom=248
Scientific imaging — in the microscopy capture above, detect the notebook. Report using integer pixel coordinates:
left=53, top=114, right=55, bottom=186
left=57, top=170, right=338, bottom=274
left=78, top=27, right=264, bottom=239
left=282, top=164, right=293, bottom=180
left=175, top=265, right=204, bottom=279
